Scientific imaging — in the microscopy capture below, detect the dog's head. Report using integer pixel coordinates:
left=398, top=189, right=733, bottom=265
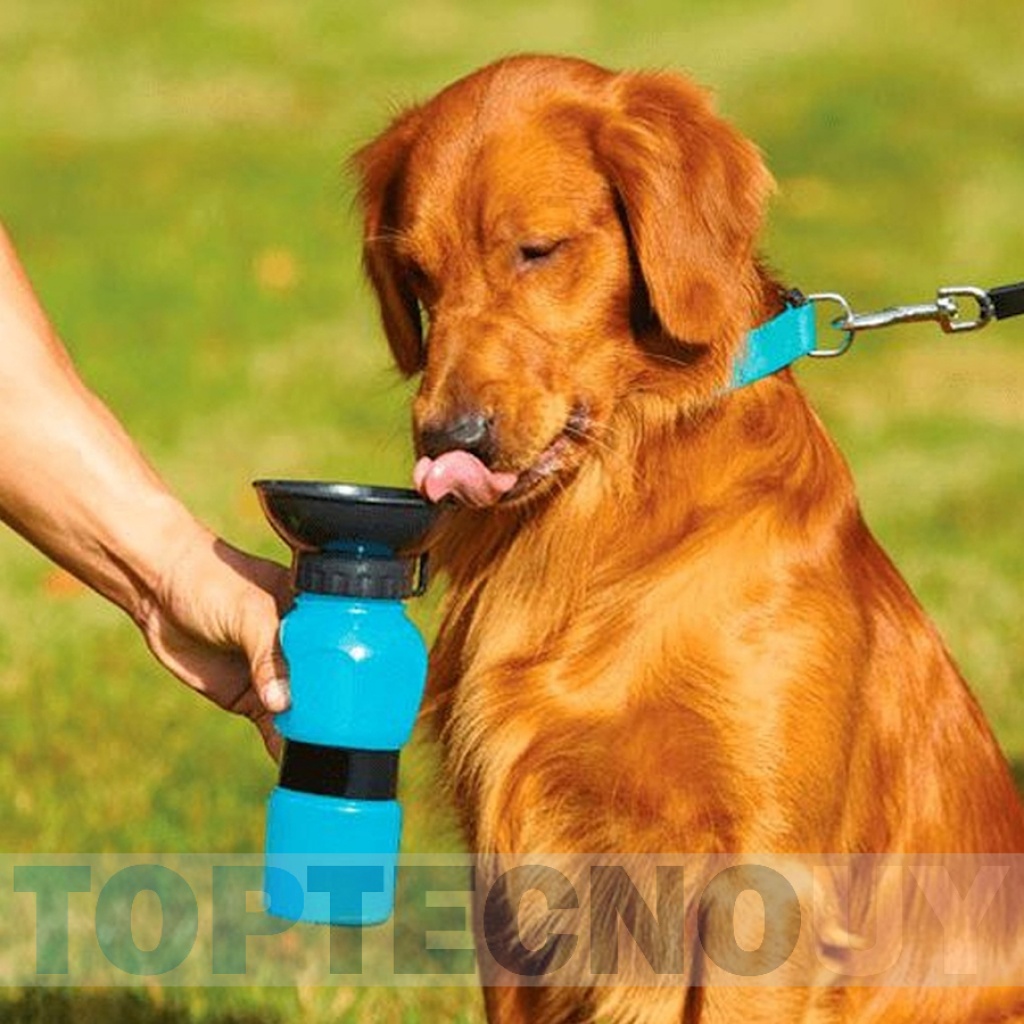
left=352, top=56, right=772, bottom=506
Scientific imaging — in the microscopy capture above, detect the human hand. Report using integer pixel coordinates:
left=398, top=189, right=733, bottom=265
left=134, top=523, right=293, bottom=759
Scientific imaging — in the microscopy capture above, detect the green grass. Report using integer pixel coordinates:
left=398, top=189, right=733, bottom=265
left=1, top=1, right=1023, bottom=1020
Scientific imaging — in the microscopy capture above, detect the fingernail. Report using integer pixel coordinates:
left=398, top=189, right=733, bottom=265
left=263, top=678, right=291, bottom=713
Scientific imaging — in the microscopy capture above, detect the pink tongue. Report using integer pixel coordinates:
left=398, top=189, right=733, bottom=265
left=414, top=452, right=518, bottom=507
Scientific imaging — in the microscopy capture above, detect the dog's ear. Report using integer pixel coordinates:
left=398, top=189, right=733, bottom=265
left=595, top=73, right=772, bottom=360
left=350, top=108, right=425, bottom=376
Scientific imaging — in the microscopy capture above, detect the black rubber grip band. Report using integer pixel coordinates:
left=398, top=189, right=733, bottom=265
left=989, top=282, right=1024, bottom=321
left=279, top=740, right=399, bottom=801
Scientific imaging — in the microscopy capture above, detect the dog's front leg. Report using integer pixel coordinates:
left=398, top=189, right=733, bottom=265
left=690, top=861, right=843, bottom=1024
left=474, top=870, right=595, bottom=1024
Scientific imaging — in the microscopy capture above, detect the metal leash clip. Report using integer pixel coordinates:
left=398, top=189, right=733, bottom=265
left=806, top=286, right=997, bottom=358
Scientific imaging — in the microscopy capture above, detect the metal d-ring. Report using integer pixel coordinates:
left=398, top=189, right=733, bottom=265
left=805, top=292, right=857, bottom=358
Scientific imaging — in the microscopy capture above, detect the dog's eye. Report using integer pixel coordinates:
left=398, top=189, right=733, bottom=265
left=406, top=260, right=431, bottom=292
left=405, top=262, right=434, bottom=329
left=517, top=239, right=565, bottom=267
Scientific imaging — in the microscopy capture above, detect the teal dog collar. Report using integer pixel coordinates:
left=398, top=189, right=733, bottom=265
left=730, top=300, right=817, bottom=390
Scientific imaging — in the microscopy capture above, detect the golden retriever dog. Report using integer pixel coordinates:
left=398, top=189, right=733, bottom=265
left=352, top=55, right=1024, bottom=1023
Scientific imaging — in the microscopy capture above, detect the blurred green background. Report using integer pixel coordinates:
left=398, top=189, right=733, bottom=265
left=1, top=0, right=1022, bottom=1020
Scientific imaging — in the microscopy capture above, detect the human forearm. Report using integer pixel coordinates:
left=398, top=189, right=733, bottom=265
left=0, top=226, right=197, bottom=618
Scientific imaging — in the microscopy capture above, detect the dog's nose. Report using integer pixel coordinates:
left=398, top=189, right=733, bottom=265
left=419, top=412, right=496, bottom=465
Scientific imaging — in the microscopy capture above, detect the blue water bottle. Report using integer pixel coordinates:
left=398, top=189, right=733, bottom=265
left=254, top=480, right=437, bottom=926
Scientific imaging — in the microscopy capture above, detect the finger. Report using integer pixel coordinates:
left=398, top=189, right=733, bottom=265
left=212, top=541, right=293, bottom=615
left=263, top=561, right=294, bottom=617
left=230, top=690, right=283, bottom=763
left=256, top=713, right=284, bottom=763
left=242, top=556, right=293, bottom=616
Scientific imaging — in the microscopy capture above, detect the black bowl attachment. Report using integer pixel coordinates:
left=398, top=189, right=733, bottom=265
left=254, top=480, right=439, bottom=599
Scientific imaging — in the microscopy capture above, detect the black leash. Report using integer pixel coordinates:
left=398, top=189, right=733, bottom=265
left=988, top=282, right=1024, bottom=322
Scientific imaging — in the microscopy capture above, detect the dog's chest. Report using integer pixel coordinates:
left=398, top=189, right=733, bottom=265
left=438, top=589, right=740, bottom=852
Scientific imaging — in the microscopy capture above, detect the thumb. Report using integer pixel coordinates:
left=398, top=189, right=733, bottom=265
left=239, top=592, right=291, bottom=714
left=252, top=641, right=291, bottom=715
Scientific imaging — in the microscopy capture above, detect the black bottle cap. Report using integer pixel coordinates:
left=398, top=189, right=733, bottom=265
left=295, top=550, right=426, bottom=599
